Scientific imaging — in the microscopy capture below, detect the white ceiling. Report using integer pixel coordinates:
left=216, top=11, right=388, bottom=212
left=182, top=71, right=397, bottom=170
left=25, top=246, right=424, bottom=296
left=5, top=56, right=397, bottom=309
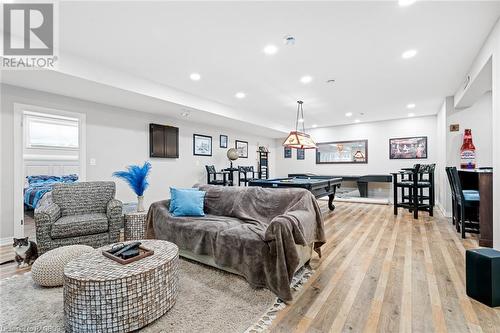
left=2, top=1, right=500, bottom=137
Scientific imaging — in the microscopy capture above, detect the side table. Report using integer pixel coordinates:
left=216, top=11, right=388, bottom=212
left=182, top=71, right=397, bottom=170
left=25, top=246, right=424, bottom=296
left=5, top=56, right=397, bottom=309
left=124, top=211, right=147, bottom=241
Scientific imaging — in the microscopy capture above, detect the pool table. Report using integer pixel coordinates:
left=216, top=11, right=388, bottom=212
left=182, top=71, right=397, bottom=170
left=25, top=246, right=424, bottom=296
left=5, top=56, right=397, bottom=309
left=248, top=176, right=342, bottom=211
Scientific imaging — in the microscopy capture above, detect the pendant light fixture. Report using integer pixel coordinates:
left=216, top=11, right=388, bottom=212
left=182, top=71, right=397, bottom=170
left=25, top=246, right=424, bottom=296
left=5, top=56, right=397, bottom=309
left=283, top=101, right=317, bottom=149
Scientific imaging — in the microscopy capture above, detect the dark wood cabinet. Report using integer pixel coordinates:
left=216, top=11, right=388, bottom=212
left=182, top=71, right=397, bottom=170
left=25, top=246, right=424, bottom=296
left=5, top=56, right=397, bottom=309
left=459, top=169, right=493, bottom=247
left=149, top=123, right=179, bottom=158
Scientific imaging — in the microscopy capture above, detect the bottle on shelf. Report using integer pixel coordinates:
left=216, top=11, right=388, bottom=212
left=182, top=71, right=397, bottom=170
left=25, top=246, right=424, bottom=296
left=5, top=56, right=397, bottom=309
left=460, top=128, right=476, bottom=169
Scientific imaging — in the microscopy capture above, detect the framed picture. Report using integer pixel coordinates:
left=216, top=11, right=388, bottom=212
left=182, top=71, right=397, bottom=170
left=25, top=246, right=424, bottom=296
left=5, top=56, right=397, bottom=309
left=389, top=136, right=427, bottom=159
left=316, top=139, right=368, bottom=164
left=235, top=140, right=248, bottom=158
left=284, top=147, right=292, bottom=159
left=297, top=148, right=305, bottom=160
left=220, top=135, right=228, bottom=148
left=193, top=134, right=212, bottom=156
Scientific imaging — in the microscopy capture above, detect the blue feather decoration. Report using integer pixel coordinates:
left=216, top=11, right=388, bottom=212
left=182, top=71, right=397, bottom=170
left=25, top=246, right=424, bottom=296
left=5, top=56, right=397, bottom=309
left=112, top=161, right=152, bottom=196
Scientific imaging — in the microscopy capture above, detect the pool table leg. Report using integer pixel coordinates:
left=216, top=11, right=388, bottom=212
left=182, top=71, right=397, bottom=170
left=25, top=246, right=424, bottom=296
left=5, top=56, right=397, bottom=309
left=328, top=194, right=336, bottom=211
left=328, top=185, right=338, bottom=211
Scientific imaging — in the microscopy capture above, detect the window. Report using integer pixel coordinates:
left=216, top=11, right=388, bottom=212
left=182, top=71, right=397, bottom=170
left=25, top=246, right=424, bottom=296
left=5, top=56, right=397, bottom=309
left=25, top=112, right=79, bottom=149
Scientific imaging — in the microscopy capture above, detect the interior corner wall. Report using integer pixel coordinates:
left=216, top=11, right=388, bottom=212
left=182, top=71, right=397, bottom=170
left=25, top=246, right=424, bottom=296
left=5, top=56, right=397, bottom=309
left=455, top=19, right=499, bottom=250
left=0, top=84, right=276, bottom=241
left=435, top=98, right=449, bottom=216
left=492, top=31, right=500, bottom=250
left=447, top=91, right=493, bottom=169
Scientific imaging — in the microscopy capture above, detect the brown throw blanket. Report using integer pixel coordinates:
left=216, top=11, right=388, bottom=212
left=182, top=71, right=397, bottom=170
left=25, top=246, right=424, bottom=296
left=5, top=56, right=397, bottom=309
left=145, top=185, right=325, bottom=301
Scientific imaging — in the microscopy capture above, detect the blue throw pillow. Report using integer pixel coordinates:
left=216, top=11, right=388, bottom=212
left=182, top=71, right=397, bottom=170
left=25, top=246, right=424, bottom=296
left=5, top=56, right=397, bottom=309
left=169, top=187, right=198, bottom=213
left=169, top=188, right=205, bottom=217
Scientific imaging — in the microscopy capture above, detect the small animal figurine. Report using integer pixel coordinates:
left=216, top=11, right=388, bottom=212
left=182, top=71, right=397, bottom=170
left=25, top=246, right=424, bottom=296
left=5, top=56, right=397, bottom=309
left=13, top=237, right=38, bottom=268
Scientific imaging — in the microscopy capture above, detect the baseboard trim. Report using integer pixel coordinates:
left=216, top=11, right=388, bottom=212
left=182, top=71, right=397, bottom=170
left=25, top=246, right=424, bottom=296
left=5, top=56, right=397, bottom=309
left=436, top=203, right=451, bottom=218
left=0, top=237, right=13, bottom=246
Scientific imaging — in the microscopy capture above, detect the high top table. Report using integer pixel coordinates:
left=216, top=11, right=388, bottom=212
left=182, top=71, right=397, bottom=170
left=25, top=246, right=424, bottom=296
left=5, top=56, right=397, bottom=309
left=64, top=240, right=179, bottom=333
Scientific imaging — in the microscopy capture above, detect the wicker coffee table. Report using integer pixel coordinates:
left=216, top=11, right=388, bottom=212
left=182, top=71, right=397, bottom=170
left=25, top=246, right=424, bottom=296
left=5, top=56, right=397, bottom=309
left=63, top=240, right=179, bottom=333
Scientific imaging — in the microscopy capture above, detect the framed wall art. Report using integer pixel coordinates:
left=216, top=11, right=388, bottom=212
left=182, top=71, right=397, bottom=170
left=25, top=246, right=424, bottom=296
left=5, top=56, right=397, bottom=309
left=297, top=148, right=305, bottom=160
left=235, top=140, right=248, bottom=158
left=193, top=134, right=212, bottom=156
left=389, top=136, right=427, bottom=159
left=316, top=140, right=368, bottom=164
left=284, top=146, right=292, bottom=159
left=220, top=135, right=228, bottom=148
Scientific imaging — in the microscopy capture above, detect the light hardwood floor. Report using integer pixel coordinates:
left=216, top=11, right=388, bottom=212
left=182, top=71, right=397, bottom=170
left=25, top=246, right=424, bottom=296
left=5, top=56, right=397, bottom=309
left=1, top=202, right=499, bottom=332
left=271, top=201, right=500, bottom=333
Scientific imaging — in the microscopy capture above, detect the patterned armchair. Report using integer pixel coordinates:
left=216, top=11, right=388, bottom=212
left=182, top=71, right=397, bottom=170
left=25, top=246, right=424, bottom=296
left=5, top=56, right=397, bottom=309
left=35, top=181, right=122, bottom=255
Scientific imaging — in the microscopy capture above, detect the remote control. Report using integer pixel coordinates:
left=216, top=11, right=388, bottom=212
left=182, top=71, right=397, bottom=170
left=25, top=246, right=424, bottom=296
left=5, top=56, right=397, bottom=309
left=113, top=242, right=141, bottom=257
left=108, top=243, right=126, bottom=254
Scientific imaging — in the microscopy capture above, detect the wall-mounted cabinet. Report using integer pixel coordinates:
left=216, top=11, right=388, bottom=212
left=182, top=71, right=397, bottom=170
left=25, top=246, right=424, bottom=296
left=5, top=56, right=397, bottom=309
left=149, top=123, right=179, bottom=158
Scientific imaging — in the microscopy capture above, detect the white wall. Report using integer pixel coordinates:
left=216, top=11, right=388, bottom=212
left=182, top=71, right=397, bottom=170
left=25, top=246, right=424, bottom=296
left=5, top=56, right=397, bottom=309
left=447, top=91, right=493, bottom=169
left=0, top=84, right=276, bottom=240
left=435, top=98, right=449, bottom=216
left=276, top=115, right=437, bottom=176
left=455, top=18, right=499, bottom=249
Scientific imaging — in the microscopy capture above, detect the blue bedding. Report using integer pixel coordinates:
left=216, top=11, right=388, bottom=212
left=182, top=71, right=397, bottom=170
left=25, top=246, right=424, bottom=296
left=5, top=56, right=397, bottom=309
left=24, top=174, right=78, bottom=209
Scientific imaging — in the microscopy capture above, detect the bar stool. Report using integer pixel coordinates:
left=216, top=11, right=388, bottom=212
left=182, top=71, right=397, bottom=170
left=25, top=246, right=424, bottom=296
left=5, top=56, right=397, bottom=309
left=449, top=167, right=480, bottom=238
left=393, top=164, right=435, bottom=219
left=445, top=167, right=459, bottom=228
left=392, top=165, right=420, bottom=219
left=415, top=163, right=435, bottom=216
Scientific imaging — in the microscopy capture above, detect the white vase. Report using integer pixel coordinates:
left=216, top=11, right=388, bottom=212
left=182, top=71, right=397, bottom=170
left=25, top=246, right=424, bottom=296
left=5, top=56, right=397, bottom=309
left=137, top=195, right=145, bottom=212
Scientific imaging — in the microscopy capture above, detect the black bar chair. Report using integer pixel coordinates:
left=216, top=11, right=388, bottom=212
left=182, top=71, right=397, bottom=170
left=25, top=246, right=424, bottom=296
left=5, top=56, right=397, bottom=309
left=392, top=164, right=420, bottom=219
left=449, top=167, right=480, bottom=238
left=238, top=166, right=258, bottom=186
left=415, top=163, right=435, bottom=216
left=445, top=167, right=459, bottom=228
left=205, top=165, right=229, bottom=186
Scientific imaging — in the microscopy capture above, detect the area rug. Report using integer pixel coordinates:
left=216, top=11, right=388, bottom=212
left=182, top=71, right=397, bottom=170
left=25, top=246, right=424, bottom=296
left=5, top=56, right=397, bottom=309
left=0, top=258, right=312, bottom=333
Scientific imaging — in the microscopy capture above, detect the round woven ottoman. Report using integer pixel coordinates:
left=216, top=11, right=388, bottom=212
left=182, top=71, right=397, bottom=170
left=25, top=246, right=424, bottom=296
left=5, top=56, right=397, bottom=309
left=64, top=240, right=179, bottom=333
left=31, top=245, right=94, bottom=287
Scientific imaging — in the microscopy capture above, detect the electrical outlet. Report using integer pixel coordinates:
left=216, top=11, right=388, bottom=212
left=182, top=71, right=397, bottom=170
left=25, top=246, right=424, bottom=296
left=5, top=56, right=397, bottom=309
left=89, top=158, right=96, bottom=166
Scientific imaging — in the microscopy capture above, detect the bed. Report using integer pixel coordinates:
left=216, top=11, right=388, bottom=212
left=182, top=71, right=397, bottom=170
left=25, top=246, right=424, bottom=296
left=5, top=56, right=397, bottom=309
left=24, top=174, right=78, bottom=209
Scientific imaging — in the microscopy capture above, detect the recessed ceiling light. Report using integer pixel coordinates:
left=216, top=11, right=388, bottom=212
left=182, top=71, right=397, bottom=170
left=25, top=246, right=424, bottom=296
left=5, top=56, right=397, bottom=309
left=345, top=112, right=353, bottom=117
left=300, top=76, right=313, bottom=84
left=407, top=103, right=416, bottom=109
left=401, top=49, right=418, bottom=59
left=354, top=119, right=361, bottom=123
left=190, top=73, right=201, bottom=81
left=283, top=35, right=296, bottom=45
left=399, top=0, right=417, bottom=6
left=235, top=92, right=246, bottom=99
left=263, top=45, right=278, bottom=55
left=408, top=113, right=415, bottom=117
left=312, top=124, right=318, bottom=128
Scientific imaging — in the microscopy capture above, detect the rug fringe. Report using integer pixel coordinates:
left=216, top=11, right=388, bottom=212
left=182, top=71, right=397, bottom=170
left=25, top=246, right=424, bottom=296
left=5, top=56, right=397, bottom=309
left=243, top=266, right=314, bottom=333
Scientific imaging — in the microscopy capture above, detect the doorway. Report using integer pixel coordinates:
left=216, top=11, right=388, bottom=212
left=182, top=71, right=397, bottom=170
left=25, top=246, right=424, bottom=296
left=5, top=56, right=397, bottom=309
left=13, top=103, right=86, bottom=239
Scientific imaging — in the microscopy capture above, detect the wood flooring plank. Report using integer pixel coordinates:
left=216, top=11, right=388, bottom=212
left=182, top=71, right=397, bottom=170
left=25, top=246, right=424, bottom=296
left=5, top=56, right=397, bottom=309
left=429, top=218, right=482, bottom=333
left=420, top=221, right=448, bottom=333
left=293, top=206, right=385, bottom=332
left=326, top=207, right=391, bottom=332
left=362, top=212, right=401, bottom=333
left=399, top=214, right=412, bottom=333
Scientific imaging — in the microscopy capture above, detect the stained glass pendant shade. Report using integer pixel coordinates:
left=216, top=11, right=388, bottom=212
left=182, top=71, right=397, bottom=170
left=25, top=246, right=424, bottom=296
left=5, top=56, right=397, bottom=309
left=283, top=101, right=317, bottom=149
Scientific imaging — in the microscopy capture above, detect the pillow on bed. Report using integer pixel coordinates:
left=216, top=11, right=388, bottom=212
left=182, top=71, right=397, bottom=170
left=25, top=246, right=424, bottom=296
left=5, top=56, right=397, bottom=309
left=169, top=188, right=205, bottom=217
